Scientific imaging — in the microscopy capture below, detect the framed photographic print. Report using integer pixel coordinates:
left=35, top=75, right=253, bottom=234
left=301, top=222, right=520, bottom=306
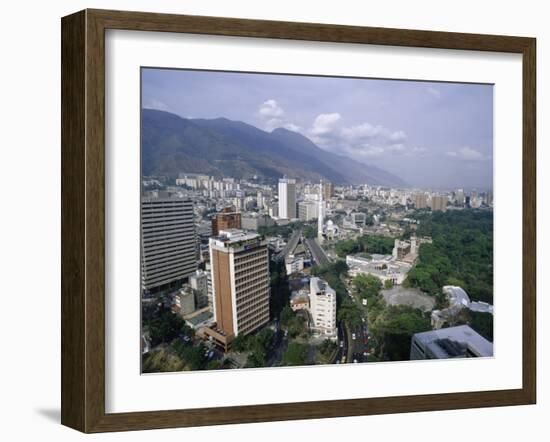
left=61, top=9, right=536, bottom=433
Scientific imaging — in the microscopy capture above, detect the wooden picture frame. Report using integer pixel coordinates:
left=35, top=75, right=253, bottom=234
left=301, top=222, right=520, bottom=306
left=61, top=9, right=536, bottom=433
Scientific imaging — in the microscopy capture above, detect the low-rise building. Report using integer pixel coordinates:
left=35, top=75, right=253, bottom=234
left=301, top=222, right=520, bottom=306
left=346, top=254, right=412, bottom=285
left=351, top=212, right=367, bottom=227
left=189, top=269, right=209, bottom=308
left=285, top=255, right=304, bottom=275
left=410, top=325, right=493, bottom=359
left=172, top=285, right=196, bottom=316
left=431, top=285, right=494, bottom=329
left=290, top=289, right=310, bottom=312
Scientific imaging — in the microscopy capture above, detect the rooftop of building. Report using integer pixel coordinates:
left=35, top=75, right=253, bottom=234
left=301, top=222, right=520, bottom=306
left=213, top=228, right=261, bottom=243
left=183, top=309, right=214, bottom=327
left=413, top=325, right=493, bottom=358
left=310, top=276, right=336, bottom=296
left=290, top=290, right=310, bottom=302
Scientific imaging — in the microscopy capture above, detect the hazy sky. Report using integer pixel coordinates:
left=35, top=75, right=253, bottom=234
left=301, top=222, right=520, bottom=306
left=142, top=68, right=493, bottom=190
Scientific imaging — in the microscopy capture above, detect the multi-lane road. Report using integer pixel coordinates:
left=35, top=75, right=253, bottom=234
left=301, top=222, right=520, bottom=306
left=304, top=238, right=330, bottom=266
left=274, top=229, right=302, bottom=262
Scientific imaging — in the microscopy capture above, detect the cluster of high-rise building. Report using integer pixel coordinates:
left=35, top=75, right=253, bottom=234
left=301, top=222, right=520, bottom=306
left=141, top=195, right=271, bottom=351
left=141, top=172, right=492, bottom=359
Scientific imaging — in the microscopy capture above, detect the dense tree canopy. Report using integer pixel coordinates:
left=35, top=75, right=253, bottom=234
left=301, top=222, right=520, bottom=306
left=354, top=274, right=383, bottom=301
left=144, top=307, right=194, bottom=347
left=405, top=210, right=493, bottom=304
left=280, top=306, right=307, bottom=338
left=334, top=234, right=395, bottom=258
left=469, top=311, right=494, bottom=342
left=283, top=342, right=308, bottom=366
left=370, top=305, right=431, bottom=361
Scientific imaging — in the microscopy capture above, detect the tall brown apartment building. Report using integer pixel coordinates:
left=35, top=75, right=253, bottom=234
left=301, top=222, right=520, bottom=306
left=412, top=193, right=428, bottom=209
left=211, top=207, right=241, bottom=236
left=323, top=181, right=334, bottom=200
left=430, top=195, right=448, bottom=212
left=209, top=229, right=270, bottom=342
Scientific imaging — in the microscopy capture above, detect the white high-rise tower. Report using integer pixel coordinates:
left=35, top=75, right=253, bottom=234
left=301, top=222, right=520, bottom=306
left=278, top=178, right=296, bottom=219
left=318, top=180, right=324, bottom=243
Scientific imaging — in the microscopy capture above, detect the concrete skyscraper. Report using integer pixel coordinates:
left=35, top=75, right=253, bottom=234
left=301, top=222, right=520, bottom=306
left=141, top=198, right=197, bottom=293
left=209, top=229, right=270, bottom=341
left=278, top=178, right=296, bottom=219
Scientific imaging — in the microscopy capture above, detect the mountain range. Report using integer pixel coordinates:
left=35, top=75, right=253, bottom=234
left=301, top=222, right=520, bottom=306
left=141, top=109, right=406, bottom=187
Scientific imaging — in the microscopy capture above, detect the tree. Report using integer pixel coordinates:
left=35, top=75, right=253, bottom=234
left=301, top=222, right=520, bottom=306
left=469, top=311, right=493, bottom=342
left=145, top=307, right=190, bottom=347
left=334, top=239, right=360, bottom=257
left=179, top=344, right=208, bottom=370
left=239, top=328, right=275, bottom=367
left=404, top=210, right=493, bottom=304
left=370, top=305, right=431, bottom=361
left=280, top=305, right=295, bottom=327
left=303, top=225, right=317, bottom=239
left=283, top=342, right=308, bottom=366
left=337, top=298, right=362, bottom=329
left=287, top=314, right=306, bottom=338
left=354, top=274, right=383, bottom=300
left=319, top=339, right=337, bottom=357
left=231, top=334, right=251, bottom=353
left=384, top=279, right=394, bottom=289
left=142, top=349, right=185, bottom=373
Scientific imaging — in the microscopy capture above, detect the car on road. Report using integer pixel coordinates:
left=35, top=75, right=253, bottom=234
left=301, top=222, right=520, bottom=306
left=352, top=333, right=356, bottom=340
left=339, top=341, right=344, bottom=348
left=353, top=359, right=358, bottom=363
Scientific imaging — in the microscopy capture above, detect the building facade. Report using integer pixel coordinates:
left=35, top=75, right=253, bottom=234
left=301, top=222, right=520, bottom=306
left=412, top=193, right=428, bottom=209
left=241, top=213, right=275, bottom=231
left=209, top=229, right=270, bottom=340
left=309, top=277, right=337, bottom=338
left=430, top=195, right=448, bottom=212
left=298, top=200, right=319, bottom=221
left=323, top=181, right=334, bottom=200
left=172, top=285, right=196, bottom=316
left=212, top=207, right=241, bottom=236
left=205, top=262, right=213, bottom=310
left=278, top=178, right=296, bottom=219
left=189, top=269, right=209, bottom=308
left=141, top=198, right=197, bottom=293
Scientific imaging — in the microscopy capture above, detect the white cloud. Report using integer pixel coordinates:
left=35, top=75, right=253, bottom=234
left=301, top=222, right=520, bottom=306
left=310, top=113, right=342, bottom=135
left=263, top=119, right=280, bottom=131
left=257, top=99, right=303, bottom=132
left=258, top=99, right=284, bottom=118
left=283, top=123, right=302, bottom=132
left=427, top=87, right=442, bottom=99
left=143, top=99, right=171, bottom=112
left=447, top=146, right=486, bottom=161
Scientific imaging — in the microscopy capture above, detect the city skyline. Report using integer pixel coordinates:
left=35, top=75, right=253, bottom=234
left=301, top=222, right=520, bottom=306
left=140, top=68, right=494, bottom=374
left=142, top=68, right=493, bottom=189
